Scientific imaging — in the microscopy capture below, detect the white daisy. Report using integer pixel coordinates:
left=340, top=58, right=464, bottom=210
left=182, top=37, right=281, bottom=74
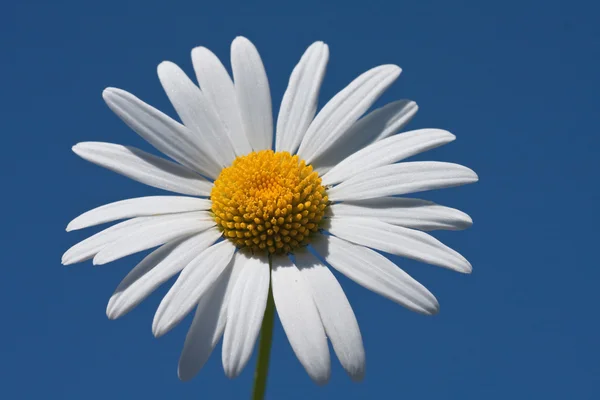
left=63, top=37, right=477, bottom=385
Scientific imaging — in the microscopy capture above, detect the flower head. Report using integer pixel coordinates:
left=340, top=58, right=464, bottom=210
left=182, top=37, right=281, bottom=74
left=64, top=36, right=477, bottom=385
left=211, top=150, right=328, bottom=254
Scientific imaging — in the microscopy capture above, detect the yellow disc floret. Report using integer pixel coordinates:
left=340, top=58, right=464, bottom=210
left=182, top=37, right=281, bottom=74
left=211, top=150, right=328, bottom=255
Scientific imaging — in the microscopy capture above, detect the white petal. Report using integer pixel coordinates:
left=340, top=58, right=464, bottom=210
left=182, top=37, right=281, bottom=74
left=297, top=65, right=401, bottom=164
left=322, top=129, right=455, bottom=185
left=313, top=100, right=418, bottom=174
left=365, top=100, right=418, bottom=143
left=311, top=234, right=439, bottom=314
left=231, top=37, right=273, bottom=151
left=102, top=87, right=221, bottom=178
left=62, top=217, right=150, bottom=265
left=152, top=241, right=236, bottom=337
left=271, top=256, right=330, bottom=385
left=328, top=161, right=478, bottom=202
left=325, top=217, right=471, bottom=273
left=67, top=196, right=211, bottom=231
left=328, top=197, right=472, bottom=231
left=157, top=61, right=236, bottom=167
left=295, top=249, right=365, bottom=381
left=214, top=252, right=246, bottom=336
left=275, top=42, right=329, bottom=154
left=191, top=47, right=253, bottom=156
left=177, top=260, right=233, bottom=381
left=177, top=251, right=246, bottom=381
left=72, top=142, right=212, bottom=196
left=106, top=228, right=221, bottom=320
left=93, top=211, right=215, bottom=265
left=222, top=253, right=270, bottom=378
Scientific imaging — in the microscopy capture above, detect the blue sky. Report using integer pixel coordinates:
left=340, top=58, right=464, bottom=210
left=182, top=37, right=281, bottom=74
left=2, top=0, right=599, bottom=398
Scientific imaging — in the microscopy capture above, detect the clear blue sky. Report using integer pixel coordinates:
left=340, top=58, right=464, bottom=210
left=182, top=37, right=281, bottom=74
left=2, top=0, right=598, bottom=398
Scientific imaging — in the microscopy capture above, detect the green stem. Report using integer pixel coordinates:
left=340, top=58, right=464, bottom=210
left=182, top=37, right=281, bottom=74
left=251, top=258, right=275, bottom=400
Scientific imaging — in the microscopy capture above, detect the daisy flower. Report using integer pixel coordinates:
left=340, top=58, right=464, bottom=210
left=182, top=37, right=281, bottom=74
left=63, top=37, right=477, bottom=387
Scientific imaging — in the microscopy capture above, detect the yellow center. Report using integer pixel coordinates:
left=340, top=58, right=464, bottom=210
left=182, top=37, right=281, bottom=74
left=211, top=150, right=329, bottom=255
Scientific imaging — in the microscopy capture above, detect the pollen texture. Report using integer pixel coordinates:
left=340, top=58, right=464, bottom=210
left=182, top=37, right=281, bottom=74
left=211, top=150, right=328, bottom=254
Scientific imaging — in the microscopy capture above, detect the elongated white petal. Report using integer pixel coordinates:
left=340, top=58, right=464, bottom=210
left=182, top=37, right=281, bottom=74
left=67, top=213, right=205, bottom=266
left=67, top=196, right=211, bottom=231
left=313, top=100, right=418, bottom=174
left=153, top=241, right=236, bottom=337
left=311, top=235, right=439, bottom=314
left=102, top=87, right=221, bottom=178
left=231, top=37, right=273, bottom=151
left=328, top=197, right=472, bottom=231
left=297, top=65, right=401, bottom=164
left=157, top=61, right=236, bottom=167
left=368, top=100, right=418, bottom=142
left=222, top=254, right=270, bottom=378
left=295, top=250, right=365, bottom=381
left=62, top=217, right=151, bottom=265
left=272, top=256, right=330, bottom=385
left=276, top=42, right=329, bottom=154
left=322, top=129, right=455, bottom=185
left=178, top=251, right=245, bottom=381
left=325, top=217, right=471, bottom=273
left=214, top=252, right=246, bottom=336
left=93, top=211, right=215, bottom=265
left=178, top=260, right=233, bottom=381
left=191, top=47, right=252, bottom=156
left=328, top=162, right=478, bottom=202
left=106, top=228, right=221, bottom=320
left=72, top=142, right=212, bottom=196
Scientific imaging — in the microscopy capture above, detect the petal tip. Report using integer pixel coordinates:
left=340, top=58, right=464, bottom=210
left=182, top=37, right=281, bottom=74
left=462, top=213, right=474, bottom=229
left=65, top=219, right=82, bottom=232
left=152, top=323, right=165, bottom=338
left=157, top=60, right=178, bottom=76
left=92, top=254, right=105, bottom=266
left=106, top=297, right=121, bottom=320
left=309, top=40, right=328, bottom=51
left=106, top=308, right=118, bottom=320
left=191, top=46, right=218, bottom=65
left=349, top=368, right=366, bottom=382
left=61, top=252, right=74, bottom=266
left=190, top=45, right=208, bottom=55
left=232, top=36, right=251, bottom=46
left=177, top=365, right=196, bottom=382
left=448, top=209, right=473, bottom=230
left=461, top=260, right=473, bottom=274
left=71, top=143, right=83, bottom=155
left=413, top=290, right=440, bottom=316
left=102, top=87, right=118, bottom=100
left=305, top=360, right=331, bottom=386
left=222, top=365, right=240, bottom=380
left=311, top=371, right=331, bottom=386
left=426, top=299, right=441, bottom=315
left=380, top=64, right=402, bottom=77
left=152, top=311, right=170, bottom=338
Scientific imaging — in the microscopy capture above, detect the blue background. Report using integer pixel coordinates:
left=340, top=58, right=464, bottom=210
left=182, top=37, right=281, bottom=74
left=2, top=0, right=598, bottom=398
